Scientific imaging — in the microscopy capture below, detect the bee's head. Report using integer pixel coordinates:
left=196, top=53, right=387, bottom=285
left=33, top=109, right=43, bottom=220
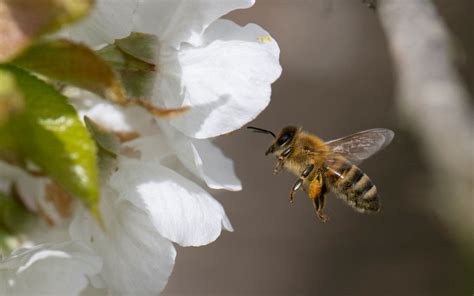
left=247, top=125, right=300, bottom=156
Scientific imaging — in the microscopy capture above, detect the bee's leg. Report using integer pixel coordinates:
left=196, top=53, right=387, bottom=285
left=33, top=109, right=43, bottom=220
left=274, top=147, right=292, bottom=175
left=312, top=194, right=329, bottom=222
left=289, top=164, right=314, bottom=203
left=273, top=160, right=284, bottom=175
left=309, top=172, right=329, bottom=222
left=289, top=179, right=303, bottom=203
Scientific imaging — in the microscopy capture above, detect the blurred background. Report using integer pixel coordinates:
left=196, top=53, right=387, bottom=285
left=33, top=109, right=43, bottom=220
left=163, top=1, right=473, bottom=295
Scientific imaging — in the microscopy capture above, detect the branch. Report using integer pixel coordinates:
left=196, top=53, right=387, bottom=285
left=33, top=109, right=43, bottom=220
left=376, top=0, right=474, bottom=244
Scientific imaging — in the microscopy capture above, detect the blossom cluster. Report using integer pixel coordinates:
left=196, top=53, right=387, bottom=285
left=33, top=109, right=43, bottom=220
left=0, top=0, right=280, bottom=294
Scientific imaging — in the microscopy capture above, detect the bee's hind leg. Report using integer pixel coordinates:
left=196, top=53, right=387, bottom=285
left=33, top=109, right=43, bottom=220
left=289, top=164, right=314, bottom=203
left=309, top=172, right=329, bottom=222
left=312, top=194, right=329, bottom=222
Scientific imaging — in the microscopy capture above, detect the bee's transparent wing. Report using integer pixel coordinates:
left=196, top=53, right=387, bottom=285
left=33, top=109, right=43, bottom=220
left=325, top=129, right=394, bottom=164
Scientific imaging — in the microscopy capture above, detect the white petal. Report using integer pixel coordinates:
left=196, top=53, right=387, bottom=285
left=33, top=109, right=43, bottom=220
left=79, top=285, right=106, bottom=296
left=0, top=161, right=23, bottom=180
left=61, top=0, right=139, bottom=47
left=0, top=161, right=38, bottom=212
left=164, top=19, right=281, bottom=138
left=0, top=161, right=63, bottom=217
left=70, top=187, right=176, bottom=295
left=68, top=92, right=158, bottom=135
left=134, top=0, right=254, bottom=48
left=110, top=159, right=233, bottom=247
left=122, top=133, right=204, bottom=187
left=162, top=124, right=241, bottom=190
left=0, top=162, right=76, bottom=224
left=202, top=19, right=280, bottom=57
left=0, top=242, right=101, bottom=296
left=26, top=222, right=72, bottom=246
left=15, top=175, right=47, bottom=217
left=85, top=103, right=156, bottom=135
left=122, top=133, right=173, bottom=162
left=192, top=140, right=241, bottom=190
left=81, top=102, right=133, bottom=132
left=10, top=167, right=72, bottom=225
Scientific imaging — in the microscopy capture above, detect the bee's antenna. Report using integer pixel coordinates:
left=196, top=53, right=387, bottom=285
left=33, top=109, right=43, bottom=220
left=247, top=126, right=276, bottom=138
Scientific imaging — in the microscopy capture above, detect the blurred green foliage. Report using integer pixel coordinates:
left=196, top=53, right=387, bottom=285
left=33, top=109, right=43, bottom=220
left=0, top=66, right=100, bottom=222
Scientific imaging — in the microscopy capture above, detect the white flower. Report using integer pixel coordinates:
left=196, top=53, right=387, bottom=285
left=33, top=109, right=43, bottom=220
left=66, top=0, right=282, bottom=138
left=0, top=242, right=101, bottom=296
left=110, top=158, right=233, bottom=247
left=0, top=0, right=281, bottom=295
left=69, top=185, right=176, bottom=294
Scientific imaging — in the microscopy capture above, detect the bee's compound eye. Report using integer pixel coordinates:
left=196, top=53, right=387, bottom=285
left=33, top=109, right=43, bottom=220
left=277, top=132, right=293, bottom=146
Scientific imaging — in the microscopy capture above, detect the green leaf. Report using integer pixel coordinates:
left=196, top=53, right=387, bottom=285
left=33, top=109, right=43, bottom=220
left=0, top=69, right=24, bottom=125
left=84, top=116, right=119, bottom=181
left=97, top=40, right=156, bottom=100
left=0, top=0, right=94, bottom=62
left=97, top=32, right=189, bottom=117
left=115, top=32, right=160, bottom=65
left=12, top=39, right=127, bottom=103
left=0, top=191, right=33, bottom=234
left=0, top=65, right=101, bottom=221
left=84, top=116, right=119, bottom=156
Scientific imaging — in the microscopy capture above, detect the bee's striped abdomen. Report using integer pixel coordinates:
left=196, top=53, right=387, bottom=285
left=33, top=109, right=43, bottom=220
left=324, top=158, right=380, bottom=212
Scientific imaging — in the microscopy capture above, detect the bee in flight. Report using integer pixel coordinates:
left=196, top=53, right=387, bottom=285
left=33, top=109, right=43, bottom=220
left=248, top=126, right=394, bottom=222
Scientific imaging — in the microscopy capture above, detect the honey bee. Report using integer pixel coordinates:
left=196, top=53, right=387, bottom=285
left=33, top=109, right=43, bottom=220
left=248, top=126, right=394, bottom=222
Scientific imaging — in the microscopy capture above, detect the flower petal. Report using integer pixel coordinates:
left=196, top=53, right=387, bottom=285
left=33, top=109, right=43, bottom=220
left=122, top=133, right=173, bottom=162
left=14, top=175, right=44, bottom=214
left=69, top=187, right=176, bottom=295
left=202, top=19, right=280, bottom=57
left=61, top=0, right=139, bottom=47
left=0, top=242, right=101, bottom=296
left=0, top=161, right=24, bottom=191
left=0, top=161, right=61, bottom=217
left=0, top=161, right=38, bottom=212
left=68, top=91, right=158, bottom=135
left=133, top=0, right=254, bottom=48
left=162, top=19, right=281, bottom=138
left=122, top=133, right=205, bottom=189
left=0, top=163, right=75, bottom=226
left=162, top=124, right=241, bottom=190
left=110, top=159, right=233, bottom=247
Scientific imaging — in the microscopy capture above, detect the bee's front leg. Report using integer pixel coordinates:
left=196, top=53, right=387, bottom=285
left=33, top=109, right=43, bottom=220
left=273, top=160, right=284, bottom=175
left=289, top=164, right=314, bottom=203
left=273, top=147, right=292, bottom=175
